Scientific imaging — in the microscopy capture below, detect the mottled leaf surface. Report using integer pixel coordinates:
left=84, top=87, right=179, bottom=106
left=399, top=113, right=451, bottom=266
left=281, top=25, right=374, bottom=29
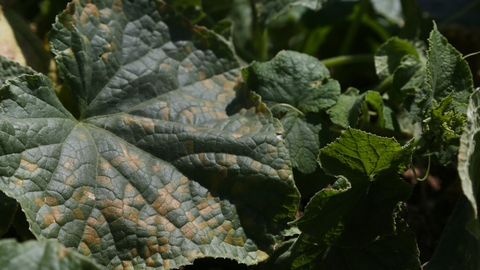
left=458, top=88, right=480, bottom=238
left=0, top=1, right=299, bottom=269
left=0, top=239, right=101, bottom=270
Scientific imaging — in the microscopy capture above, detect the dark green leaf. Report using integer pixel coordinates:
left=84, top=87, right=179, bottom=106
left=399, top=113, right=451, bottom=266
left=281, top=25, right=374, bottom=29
left=278, top=111, right=331, bottom=174
left=327, top=87, right=359, bottom=128
left=264, top=218, right=420, bottom=270
left=164, top=0, right=205, bottom=23
left=424, top=195, right=480, bottom=270
left=259, top=0, right=326, bottom=28
left=243, top=50, right=340, bottom=113
left=0, top=1, right=300, bottom=269
left=0, top=190, right=18, bottom=237
left=458, top=88, right=480, bottom=238
left=0, top=239, right=101, bottom=270
left=375, top=37, right=419, bottom=82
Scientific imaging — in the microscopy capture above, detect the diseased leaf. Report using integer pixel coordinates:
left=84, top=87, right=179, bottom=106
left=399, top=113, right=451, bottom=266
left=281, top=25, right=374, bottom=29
left=424, top=195, right=480, bottom=270
left=458, top=88, right=480, bottom=238
left=0, top=239, right=101, bottom=270
left=0, top=1, right=300, bottom=269
left=319, top=128, right=413, bottom=179
left=0, top=190, right=18, bottom=237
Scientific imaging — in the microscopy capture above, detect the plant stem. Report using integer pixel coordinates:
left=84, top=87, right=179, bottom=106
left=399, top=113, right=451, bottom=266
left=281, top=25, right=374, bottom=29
left=339, top=0, right=369, bottom=55
left=250, top=0, right=268, bottom=61
left=321, top=54, right=373, bottom=68
left=373, top=75, right=394, bottom=94
left=270, top=103, right=304, bottom=115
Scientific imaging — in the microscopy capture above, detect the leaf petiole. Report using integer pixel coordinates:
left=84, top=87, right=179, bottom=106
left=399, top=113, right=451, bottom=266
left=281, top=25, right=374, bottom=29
left=411, top=155, right=431, bottom=181
left=270, top=103, right=304, bottom=115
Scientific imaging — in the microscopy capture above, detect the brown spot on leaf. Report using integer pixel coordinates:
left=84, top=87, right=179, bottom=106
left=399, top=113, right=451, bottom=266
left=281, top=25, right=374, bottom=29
left=44, top=214, right=55, bottom=226
left=63, top=157, right=75, bottom=170
left=181, top=110, right=194, bottom=124
left=83, top=226, right=100, bottom=245
left=160, top=63, right=170, bottom=69
left=236, top=237, right=245, bottom=246
left=224, top=234, right=233, bottom=244
left=121, top=261, right=133, bottom=268
left=35, top=197, right=44, bottom=207
left=181, top=223, right=195, bottom=239
left=158, top=216, right=176, bottom=232
left=198, top=71, right=206, bottom=80
left=78, top=134, right=86, bottom=139
left=21, top=160, right=38, bottom=172
left=160, top=107, right=169, bottom=120
left=186, top=211, right=195, bottom=222
left=51, top=206, right=62, bottom=222
left=312, top=80, right=322, bottom=87
left=79, top=242, right=91, bottom=255
left=44, top=197, right=57, bottom=206
left=164, top=259, right=171, bottom=268
left=125, top=184, right=134, bottom=192
left=193, top=220, right=207, bottom=230
left=223, top=81, right=235, bottom=90
left=250, top=160, right=262, bottom=170
left=207, top=217, right=217, bottom=227
left=152, top=164, right=164, bottom=173
left=232, top=133, right=243, bottom=138
left=73, top=208, right=85, bottom=219
left=14, top=179, right=23, bottom=186
left=111, top=144, right=145, bottom=171
left=84, top=3, right=99, bottom=18
left=201, top=79, right=214, bottom=89
left=180, top=176, right=189, bottom=185
left=101, top=53, right=108, bottom=64
left=146, top=258, right=155, bottom=267
left=100, top=23, right=112, bottom=35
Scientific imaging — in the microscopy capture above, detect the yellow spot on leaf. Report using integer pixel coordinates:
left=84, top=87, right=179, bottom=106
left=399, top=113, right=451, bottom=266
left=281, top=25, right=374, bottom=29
left=232, top=133, right=243, bottom=139
left=224, top=234, right=233, bottom=244
left=201, top=80, right=214, bottom=89
left=101, top=53, right=108, bottom=64
left=44, top=214, right=55, bottom=226
left=78, top=134, right=86, bottom=139
left=111, top=144, right=145, bottom=171
left=312, top=80, right=322, bottom=87
left=79, top=242, right=91, bottom=256
left=250, top=160, right=262, bottom=170
left=44, top=197, right=57, bottom=206
left=35, top=197, right=44, bottom=207
left=14, top=179, right=23, bottom=186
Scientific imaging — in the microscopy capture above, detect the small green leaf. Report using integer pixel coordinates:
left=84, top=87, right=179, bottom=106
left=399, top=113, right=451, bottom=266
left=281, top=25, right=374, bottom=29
left=243, top=50, right=340, bottom=113
left=327, top=87, right=359, bottom=128
left=375, top=37, right=419, bottom=82
left=319, top=128, right=413, bottom=179
left=458, top=88, right=480, bottom=238
left=278, top=110, right=331, bottom=174
left=0, top=239, right=101, bottom=270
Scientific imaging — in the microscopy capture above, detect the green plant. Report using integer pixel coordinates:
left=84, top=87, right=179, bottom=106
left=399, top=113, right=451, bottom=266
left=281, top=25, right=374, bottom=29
left=0, top=0, right=479, bottom=269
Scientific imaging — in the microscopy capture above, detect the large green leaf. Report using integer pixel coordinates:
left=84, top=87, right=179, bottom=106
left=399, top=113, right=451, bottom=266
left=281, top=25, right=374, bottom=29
left=0, top=239, right=101, bottom=269
left=458, top=88, right=480, bottom=238
left=0, top=0, right=299, bottom=269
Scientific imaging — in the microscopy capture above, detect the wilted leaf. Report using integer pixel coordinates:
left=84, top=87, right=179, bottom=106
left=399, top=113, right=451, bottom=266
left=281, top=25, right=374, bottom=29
left=0, top=239, right=101, bottom=270
left=0, top=1, right=300, bottom=269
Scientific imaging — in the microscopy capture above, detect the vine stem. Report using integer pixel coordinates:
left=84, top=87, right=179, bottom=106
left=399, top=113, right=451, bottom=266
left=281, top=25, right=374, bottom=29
left=270, top=103, right=304, bottom=115
left=411, top=155, right=431, bottom=181
left=320, top=54, right=373, bottom=68
left=339, top=0, right=369, bottom=55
